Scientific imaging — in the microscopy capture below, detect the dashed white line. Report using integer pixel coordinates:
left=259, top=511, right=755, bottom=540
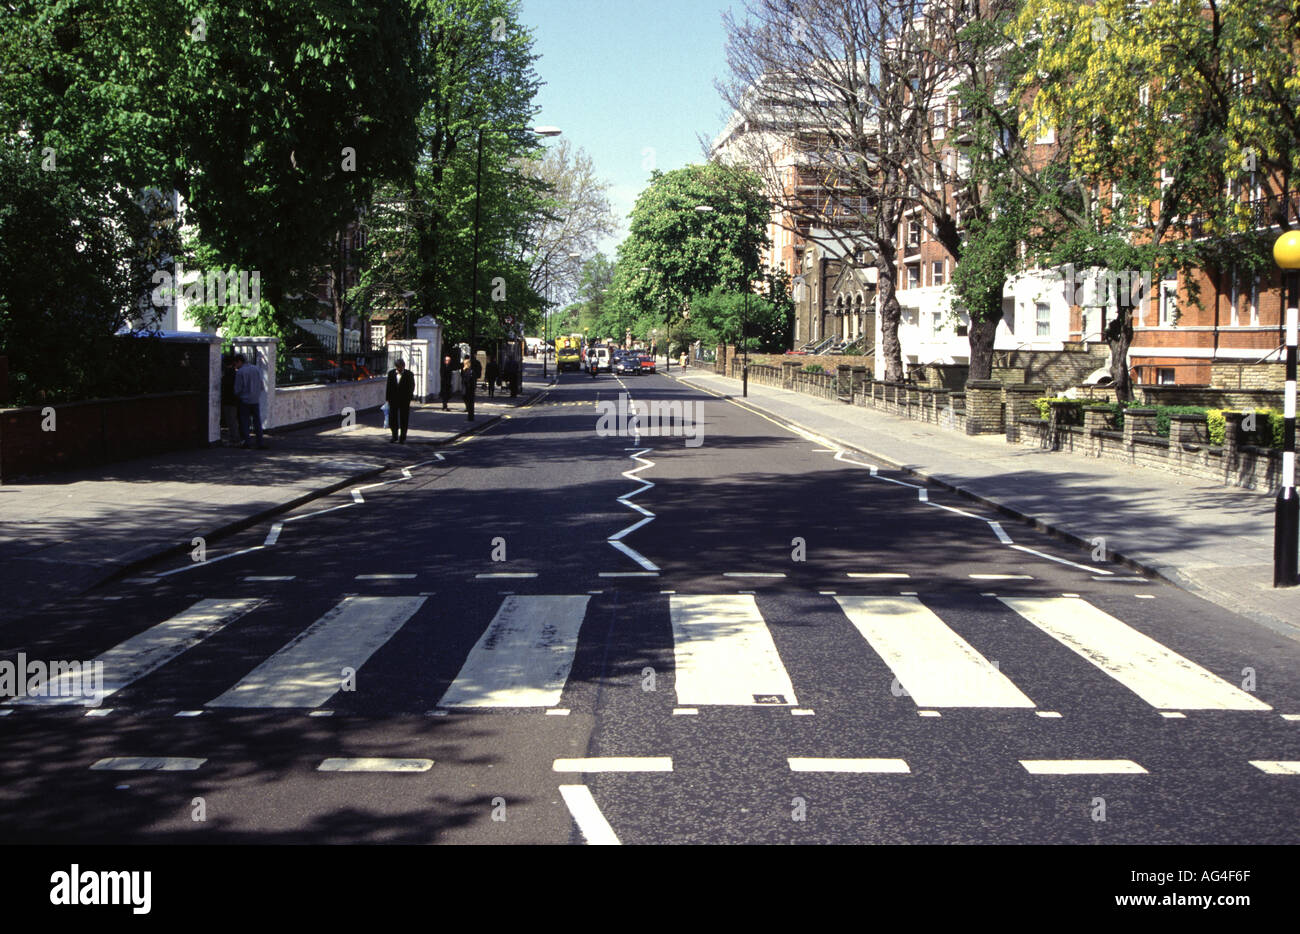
left=317, top=758, right=433, bottom=772
left=788, top=758, right=910, bottom=774
left=91, top=757, right=205, bottom=771
left=1249, top=760, right=1300, bottom=775
left=1020, top=759, right=1148, bottom=775
left=558, top=785, right=621, bottom=845
left=553, top=757, right=673, bottom=773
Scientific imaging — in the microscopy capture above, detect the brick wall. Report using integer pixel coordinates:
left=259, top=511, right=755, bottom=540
left=1138, top=385, right=1284, bottom=410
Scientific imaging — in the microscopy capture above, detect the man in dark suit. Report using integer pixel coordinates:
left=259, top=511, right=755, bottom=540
left=386, top=358, right=415, bottom=442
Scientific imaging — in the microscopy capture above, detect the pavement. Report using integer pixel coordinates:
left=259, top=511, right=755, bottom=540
left=0, top=362, right=552, bottom=618
left=669, top=362, right=1300, bottom=641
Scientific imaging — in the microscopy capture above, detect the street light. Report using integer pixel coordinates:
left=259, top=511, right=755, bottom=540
left=467, top=124, right=561, bottom=416
left=1272, top=230, right=1300, bottom=586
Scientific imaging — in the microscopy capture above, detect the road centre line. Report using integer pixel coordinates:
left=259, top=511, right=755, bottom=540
left=553, top=757, right=673, bottom=773
left=558, top=785, right=621, bottom=845
left=788, top=758, right=910, bottom=773
left=1019, top=759, right=1148, bottom=775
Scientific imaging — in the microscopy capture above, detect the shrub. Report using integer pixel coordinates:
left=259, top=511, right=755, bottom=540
left=804, top=363, right=825, bottom=374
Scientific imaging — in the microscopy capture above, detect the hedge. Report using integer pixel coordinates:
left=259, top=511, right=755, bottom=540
left=1033, top=398, right=1283, bottom=450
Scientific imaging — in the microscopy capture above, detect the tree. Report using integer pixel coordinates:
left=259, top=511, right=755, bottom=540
left=612, top=163, right=770, bottom=354
left=1012, top=0, right=1274, bottom=400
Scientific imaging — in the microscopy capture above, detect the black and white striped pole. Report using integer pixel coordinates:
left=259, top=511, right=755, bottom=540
left=1271, top=231, right=1299, bottom=587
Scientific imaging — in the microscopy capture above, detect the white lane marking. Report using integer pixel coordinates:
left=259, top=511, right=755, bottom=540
left=91, top=757, right=206, bottom=771
left=1249, top=760, right=1300, bottom=775
left=546, top=708, right=570, bottom=716
left=1096, top=576, right=1147, bottom=582
left=835, top=596, right=1034, bottom=708
left=970, top=574, right=1033, bottom=580
left=788, top=757, right=910, bottom=773
left=0, top=710, right=12, bottom=717
left=988, top=522, right=1013, bottom=544
left=1000, top=596, right=1272, bottom=711
left=1011, top=544, right=1110, bottom=574
left=918, top=709, right=942, bottom=717
left=672, top=707, right=698, bottom=715
left=1020, top=759, right=1148, bottom=775
left=722, top=572, right=786, bottom=578
left=355, top=574, right=417, bottom=580
left=207, top=596, right=425, bottom=708
left=608, top=540, right=660, bottom=571
left=263, top=523, right=283, bottom=546
left=174, top=710, right=204, bottom=718
left=7, top=598, right=262, bottom=707
left=609, top=516, right=653, bottom=540
left=791, top=708, right=815, bottom=716
left=154, top=545, right=265, bottom=577
left=1136, top=594, right=1155, bottom=599
left=918, top=489, right=928, bottom=502
left=244, top=576, right=294, bottom=582
left=309, top=710, right=334, bottom=717
left=474, top=572, right=538, bottom=579
left=669, top=594, right=797, bottom=707
left=1160, top=711, right=1187, bottom=718
left=317, top=758, right=433, bottom=772
left=85, top=708, right=113, bottom=717
left=599, top=571, right=659, bottom=578
left=847, top=572, right=910, bottom=579
left=437, top=595, right=590, bottom=708
left=351, top=489, right=364, bottom=504
left=1282, top=714, right=1300, bottom=721
left=553, top=757, right=673, bottom=772
left=283, top=502, right=356, bottom=523
left=558, top=785, right=621, bottom=845
left=1036, top=710, right=1062, bottom=718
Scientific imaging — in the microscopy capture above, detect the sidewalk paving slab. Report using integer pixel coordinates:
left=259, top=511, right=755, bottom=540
left=0, top=365, right=552, bottom=619
left=673, top=366, right=1300, bottom=641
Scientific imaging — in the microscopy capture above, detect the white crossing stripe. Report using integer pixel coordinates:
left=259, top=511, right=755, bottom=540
left=437, top=595, right=589, bottom=708
left=669, top=595, right=797, bottom=706
left=835, top=596, right=1034, bottom=708
left=1020, top=759, right=1147, bottom=775
left=1249, top=760, right=1300, bottom=775
left=559, top=785, right=621, bottom=845
left=317, top=758, right=433, bottom=772
left=1000, top=597, right=1272, bottom=711
left=553, top=757, right=673, bottom=772
left=91, top=757, right=206, bottom=771
left=7, top=598, right=262, bottom=707
left=207, top=596, right=425, bottom=708
left=788, top=758, right=910, bottom=773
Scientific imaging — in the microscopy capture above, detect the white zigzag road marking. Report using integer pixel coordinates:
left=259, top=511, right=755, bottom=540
left=608, top=428, right=660, bottom=570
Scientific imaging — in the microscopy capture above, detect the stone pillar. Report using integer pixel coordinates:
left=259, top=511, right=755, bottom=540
left=1122, top=407, right=1158, bottom=443
left=932, top=389, right=949, bottom=425
left=836, top=364, right=852, bottom=400
left=414, top=317, right=442, bottom=402
left=1083, top=406, right=1113, bottom=456
left=1003, top=383, right=1044, bottom=443
left=964, top=380, right=1004, bottom=435
left=1047, top=400, right=1077, bottom=451
left=1169, top=413, right=1208, bottom=472
left=851, top=366, right=868, bottom=397
left=1222, top=411, right=1243, bottom=483
left=782, top=361, right=799, bottom=389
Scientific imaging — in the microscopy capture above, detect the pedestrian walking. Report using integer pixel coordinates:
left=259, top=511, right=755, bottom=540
left=221, top=354, right=239, bottom=446
left=462, top=355, right=477, bottom=421
left=485, top=357, right=500, bottom=399
left=440, top=355, right=453, bottom=410
left=386, top=358, right=415, bottom=443
left=504, top=355, right=520, bottom=397
left=232, top=353, right=265, bottom=449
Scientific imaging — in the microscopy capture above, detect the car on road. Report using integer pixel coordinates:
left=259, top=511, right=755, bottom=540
left=615, top=355, right=641, bottom=375
left=638, top=355, right=657, bottom=374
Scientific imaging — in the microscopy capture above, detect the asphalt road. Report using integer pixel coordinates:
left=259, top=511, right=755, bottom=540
left=1, top=368, right=1298, bottom=844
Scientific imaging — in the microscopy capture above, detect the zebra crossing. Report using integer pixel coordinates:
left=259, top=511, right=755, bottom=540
left=1, top=590, right=1282, bottom=717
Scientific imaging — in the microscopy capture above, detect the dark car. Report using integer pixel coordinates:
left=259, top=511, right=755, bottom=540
left=638, top=355, right=657, bottom=374
left=616, top=355, right=641, bottom=375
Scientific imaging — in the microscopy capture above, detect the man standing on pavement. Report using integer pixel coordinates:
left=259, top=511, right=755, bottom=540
left=462, top=354, right=478, bottom=421
left=440, top=355, right=453, bottom=410
left=485, top=356, right=500, bottom=399
left=504, top=354, right=520, bottom=397
left=386, top=358, right=415, bottom=443
left=232, top=353, right=265, bottom=449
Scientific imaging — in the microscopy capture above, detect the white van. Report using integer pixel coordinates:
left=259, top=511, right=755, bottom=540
left=589, top=346, right=611, bottom=372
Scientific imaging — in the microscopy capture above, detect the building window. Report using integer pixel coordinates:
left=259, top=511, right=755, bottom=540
left=1250, top=274, right=1259, bottom=325
left=932, top=312, right=944, bottom=337
left=1035, top=302, right=1051, bottom=337
left=932, top=260, right=945, bottom=286
left=907, top=265, right=920, bottom=289
left=1157, top=367, right=1175, bottom=385
left=1158, top=275, right=1177, bottom=326
left=370, top=323, right=387, bottom=347
left=932, top=107, right=946, bottom=140
left=907, top=220, right=922, bottom=249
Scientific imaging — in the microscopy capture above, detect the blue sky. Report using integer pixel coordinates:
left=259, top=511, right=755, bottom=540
left=518, top=0, right=740, bottom=255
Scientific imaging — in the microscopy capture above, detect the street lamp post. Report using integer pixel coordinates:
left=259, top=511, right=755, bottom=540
left=467, top=124, right=561, bottom=415
left=1272, top=231, right=1300, bottom=587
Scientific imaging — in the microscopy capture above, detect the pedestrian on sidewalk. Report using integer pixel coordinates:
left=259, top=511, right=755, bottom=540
left=232, top=353, right=265, bottom=449
left=504, top=355, right=520, bottom=397
left=485, top=357, right=499, bottom=398
left=440, top=355, right=453, bottom=410
left=221, top=354, right=239, bottom=446
left=386, top=358, right=414, bottom=443
left=462, top=355, right=477, bottom=421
